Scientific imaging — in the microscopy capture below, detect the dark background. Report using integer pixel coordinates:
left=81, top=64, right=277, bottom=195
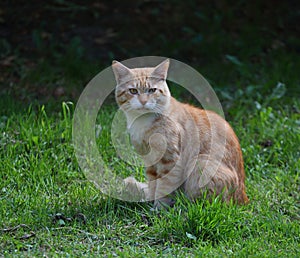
left=1, top=0, right=299, bottom=104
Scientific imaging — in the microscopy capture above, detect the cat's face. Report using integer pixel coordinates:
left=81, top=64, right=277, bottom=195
left=112, top=59, right=171, bottom=114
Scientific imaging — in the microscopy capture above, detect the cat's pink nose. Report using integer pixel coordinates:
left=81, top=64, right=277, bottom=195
left=139, top=96, right=147, bottom=106
left=140, top=100, right=147, bottom=105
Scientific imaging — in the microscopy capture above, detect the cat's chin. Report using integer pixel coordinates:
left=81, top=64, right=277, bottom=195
left=122, top=107, right=152, bottom=114
left=133, top=107, right=155, bottom=114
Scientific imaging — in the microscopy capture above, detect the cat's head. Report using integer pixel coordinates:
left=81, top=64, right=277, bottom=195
left=112, top=59, right=171, bottom=114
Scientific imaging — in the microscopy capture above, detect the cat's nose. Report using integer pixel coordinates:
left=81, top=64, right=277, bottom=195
left=139, top=96, right=147, bottom=106
left=140, top=100, right=147, bottom=106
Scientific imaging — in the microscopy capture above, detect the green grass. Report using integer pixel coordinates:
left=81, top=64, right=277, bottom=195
left=0, top=87, right=299, bottom=256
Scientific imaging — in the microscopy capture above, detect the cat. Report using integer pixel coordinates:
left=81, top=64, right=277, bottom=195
left=112, top=59, right=249, bottom=209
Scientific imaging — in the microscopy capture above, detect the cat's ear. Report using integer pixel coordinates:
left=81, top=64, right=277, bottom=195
left=112, top=60, right=132, bottom=85
left=151, top=59, right=170, bottom=80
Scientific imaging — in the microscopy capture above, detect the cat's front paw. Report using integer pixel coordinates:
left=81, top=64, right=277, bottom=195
left=124, top=176, right=138, bottom=185
left=123, top=176, right=148, bottom=201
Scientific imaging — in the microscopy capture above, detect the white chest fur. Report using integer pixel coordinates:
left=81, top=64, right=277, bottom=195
left=126, top=113, right=156, bottom=144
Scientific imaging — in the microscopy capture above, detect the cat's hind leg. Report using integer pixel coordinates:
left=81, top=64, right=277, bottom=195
left=183, top=157, right=246, bottom=204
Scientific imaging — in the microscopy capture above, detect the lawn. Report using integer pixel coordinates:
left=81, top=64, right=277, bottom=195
left=1, top=64, right=299, bottom=256
left=1, top=1, right=300, bottom=257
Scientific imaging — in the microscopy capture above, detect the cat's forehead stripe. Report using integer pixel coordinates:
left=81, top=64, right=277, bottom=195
left=137, top=78, right=150, bottom=88
left=130, top=68, right=154, bottom=88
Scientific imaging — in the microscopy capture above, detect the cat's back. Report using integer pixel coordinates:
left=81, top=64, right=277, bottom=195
left=169, top=98, right=243, bottom=158
left=171, top=98, right=238, bottom=139
left=168, top=98, right=222, bottom=133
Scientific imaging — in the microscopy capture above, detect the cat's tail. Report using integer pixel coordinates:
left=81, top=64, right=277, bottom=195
left=235, top=184, right=249, bottom=204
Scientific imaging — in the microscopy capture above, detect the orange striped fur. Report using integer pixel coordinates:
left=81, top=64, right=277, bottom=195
left=112, top=59, right=249, bottom=208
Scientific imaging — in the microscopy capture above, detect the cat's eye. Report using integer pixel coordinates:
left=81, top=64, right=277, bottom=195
left=129, top=88, right=138, bottom=95
left=147, top=88, right=157, bottom=94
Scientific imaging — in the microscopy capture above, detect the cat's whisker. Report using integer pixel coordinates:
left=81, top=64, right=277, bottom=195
left=151, top=104, right=165, bottom=114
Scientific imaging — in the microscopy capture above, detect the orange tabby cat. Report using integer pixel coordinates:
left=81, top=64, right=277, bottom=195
left=112, top=59, right=249, bottom=208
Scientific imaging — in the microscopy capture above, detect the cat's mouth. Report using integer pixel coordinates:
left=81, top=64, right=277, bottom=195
left=136, top=106, right=152, bottom=111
